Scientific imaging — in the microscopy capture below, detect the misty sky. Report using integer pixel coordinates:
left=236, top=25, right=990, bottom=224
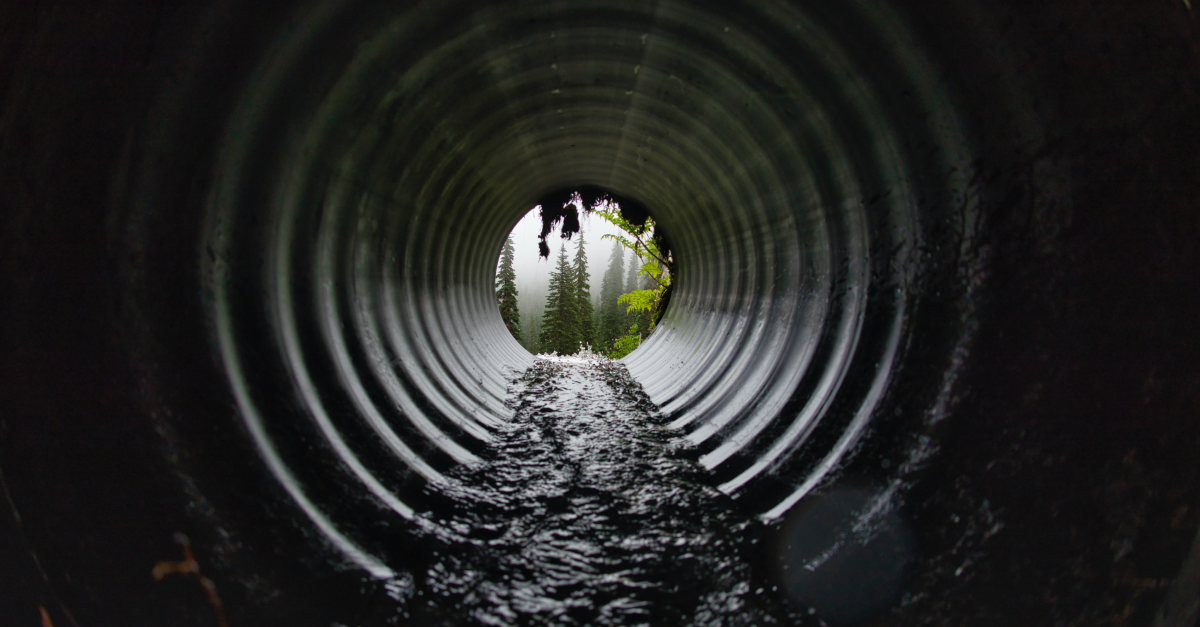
left=501, top=205, right=634, bottom=319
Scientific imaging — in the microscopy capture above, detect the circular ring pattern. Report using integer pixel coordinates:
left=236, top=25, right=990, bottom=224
left=199, top=0, right=985, bottom=576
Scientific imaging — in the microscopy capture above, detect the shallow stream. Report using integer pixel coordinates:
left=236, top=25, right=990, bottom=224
left=397, top=354, right=804, bottom=626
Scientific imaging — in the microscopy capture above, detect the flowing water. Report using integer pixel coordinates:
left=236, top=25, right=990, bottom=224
left=390, top=353, right=805, bottom=626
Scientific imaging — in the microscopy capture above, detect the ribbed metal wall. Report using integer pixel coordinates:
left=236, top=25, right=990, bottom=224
left=191, top=0, right=988, bottom=574
left=4, top=0, right=1199, bottom=624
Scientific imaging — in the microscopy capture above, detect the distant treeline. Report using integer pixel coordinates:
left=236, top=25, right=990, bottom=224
left=496, top=234, right=655, bottom=357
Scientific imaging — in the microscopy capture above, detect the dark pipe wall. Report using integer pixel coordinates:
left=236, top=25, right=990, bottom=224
left=2, top=1, right=1198, bottom=625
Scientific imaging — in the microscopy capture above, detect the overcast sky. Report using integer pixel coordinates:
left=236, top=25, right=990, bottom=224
left=502, top=204, right=633, bottom=317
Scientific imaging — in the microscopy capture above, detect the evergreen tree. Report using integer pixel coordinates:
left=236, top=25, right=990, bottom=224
left=495, top=236, right=521, bottom=342
left=539, top=244, right=580, bottom=354
left=625, top=249, right=640, bottom=292
left=597, top=241, right=625, bottom=352
left=592, top=199, right=674, bottom=330
left=523, top=311, right=542, bottom=354
left=573, top=229, right=595, bottom=351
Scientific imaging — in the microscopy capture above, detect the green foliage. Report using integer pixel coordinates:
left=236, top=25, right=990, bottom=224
left=592, top=203, right=671, bottom=290
left=617, top=289, right=657, bottom=314
left=608, top=324, right=642, bottom=359
left=593, top=202, right=671, bottom=339
left=509, top=192, right=673, bottom=358
left=638, top=260, right=664, bottom=284
left=624, top=250, right=640, bottom=328
left=495, top=237, right=521, bottom=342
left=572, top=229, right=595, bottom=351
left=522, top=311, right=542, bottom=353
left=591, top=202, right=651, bottom=239
left=596, top=241, right=626, bottom=353
left=539, top=244, right=581, bottom=354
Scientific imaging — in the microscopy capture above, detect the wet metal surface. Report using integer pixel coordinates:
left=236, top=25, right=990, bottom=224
left=2, top=1, right=1199, bottom=625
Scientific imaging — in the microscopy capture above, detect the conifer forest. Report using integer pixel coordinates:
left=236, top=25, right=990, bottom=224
left=496, top=193, right=671, bottom=358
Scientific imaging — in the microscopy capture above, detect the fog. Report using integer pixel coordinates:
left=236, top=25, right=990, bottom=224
left=499, top=205, right=633, bottom=319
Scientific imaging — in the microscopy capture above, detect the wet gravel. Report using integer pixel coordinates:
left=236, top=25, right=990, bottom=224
left=399, top=353, right=803, bottom=626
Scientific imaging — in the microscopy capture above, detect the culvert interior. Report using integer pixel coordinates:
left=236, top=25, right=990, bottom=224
left=2, top=0, right=1199, bottom=625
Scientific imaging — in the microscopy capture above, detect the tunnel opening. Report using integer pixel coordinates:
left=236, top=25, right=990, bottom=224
left=10, top=0, right=1003, bottom=621
left=165, top=0, right=983, bottom=613
left=161, top=0, right=984, bottom=613
left=2, top=0, right=1199, bottom=625
left=499, top=189, right=673, bottom=358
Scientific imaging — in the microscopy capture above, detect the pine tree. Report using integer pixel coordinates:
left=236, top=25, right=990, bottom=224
left=495, top=236, right=521, bottom=342
left=539, top=243, right=580, bottom=354
left=597, top=241, right=625, bottom=352
left=573, top=229, right=594, bottom=351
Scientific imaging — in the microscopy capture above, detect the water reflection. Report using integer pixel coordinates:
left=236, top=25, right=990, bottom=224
left=403, top=354, right=803, bottom=626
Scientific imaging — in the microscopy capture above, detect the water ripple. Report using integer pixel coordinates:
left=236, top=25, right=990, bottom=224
left=410, top=354, right=803, bottom=626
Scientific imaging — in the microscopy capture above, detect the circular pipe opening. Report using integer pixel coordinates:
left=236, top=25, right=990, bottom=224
left=194, top=0, right=977, bottom=562
left=4, top=0, right=1199, bottom=624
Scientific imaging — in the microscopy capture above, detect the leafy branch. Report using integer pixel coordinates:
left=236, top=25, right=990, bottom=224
left=593, top=202, right=671, bottom=293
left=617, top=289, right=658, bottom=314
